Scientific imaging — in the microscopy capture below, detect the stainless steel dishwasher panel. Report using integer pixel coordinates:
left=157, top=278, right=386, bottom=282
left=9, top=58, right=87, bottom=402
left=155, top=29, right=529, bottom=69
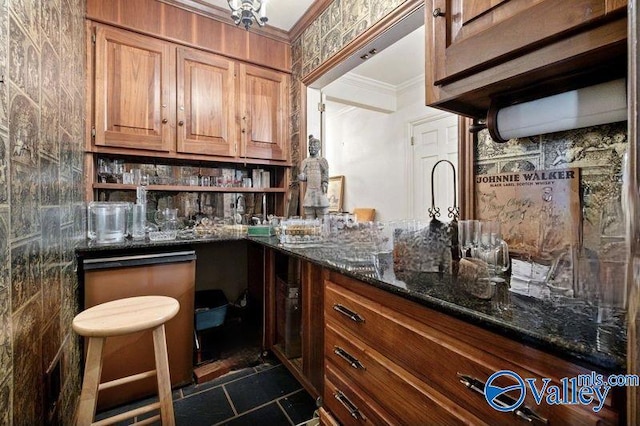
left=82, top=251, right=196, bottom=411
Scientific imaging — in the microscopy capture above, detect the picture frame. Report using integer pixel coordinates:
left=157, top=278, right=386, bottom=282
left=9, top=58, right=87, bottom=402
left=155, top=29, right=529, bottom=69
left=327, top=176, right=344, bottom=212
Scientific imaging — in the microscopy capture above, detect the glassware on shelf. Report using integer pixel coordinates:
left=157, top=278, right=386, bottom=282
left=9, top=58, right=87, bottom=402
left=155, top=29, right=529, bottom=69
left=97, top=158, right=112, bottom=183
left=112, top=159, right=124, bottom=183
left=122, top=171, right=134, bottom=185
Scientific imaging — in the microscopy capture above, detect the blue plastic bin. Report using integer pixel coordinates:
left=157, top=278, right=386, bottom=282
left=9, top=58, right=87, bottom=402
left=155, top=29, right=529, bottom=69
left=194, top=289, right=228, bottom=331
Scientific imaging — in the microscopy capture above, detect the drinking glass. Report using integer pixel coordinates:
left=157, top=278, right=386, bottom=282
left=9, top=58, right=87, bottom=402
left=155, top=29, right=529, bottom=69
left=97, top=158, right=112, bottom=183
left=112, top=159, right=124, bottom=183
left=155, top=208, right=179, bottom=231
left=131, top=204, right=147, bottom=239
left=477, top=220, right=510, bottom=282
left=458, top=220, right=479, bottom=258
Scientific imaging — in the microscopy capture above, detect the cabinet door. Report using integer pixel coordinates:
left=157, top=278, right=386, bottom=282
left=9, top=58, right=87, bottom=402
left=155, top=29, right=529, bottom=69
left=177, top=48, right=237, bottom=157
left=238, top=64, right=289, bottom=161
left=94, top=25, right=174, bottom=151
left=430, top=0, right=625, bottom=85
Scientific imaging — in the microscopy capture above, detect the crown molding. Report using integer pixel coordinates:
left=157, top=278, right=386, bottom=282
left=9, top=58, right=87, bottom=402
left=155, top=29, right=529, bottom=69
left=327, top=104, right=358, bottom=117
left=397, top=74, right=425, bottom=93
left=341, top=73, right=396, bottom=96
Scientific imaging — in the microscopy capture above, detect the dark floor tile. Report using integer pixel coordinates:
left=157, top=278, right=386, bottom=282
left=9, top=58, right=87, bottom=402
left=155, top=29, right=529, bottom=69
left=175, top=386, right=235, bottom=426
left=253, top=359, right=279, bottom=372
left=182, top=367, right=255, bottom=396
left=220, top=402, right=291, bottom=426
left=279, top=389, right=317, bottom=425
left=95, top=393, right=162, bottom=424
left=95, top=387, right=183, bottom=423
left=224, top=365, right=302, bottom=414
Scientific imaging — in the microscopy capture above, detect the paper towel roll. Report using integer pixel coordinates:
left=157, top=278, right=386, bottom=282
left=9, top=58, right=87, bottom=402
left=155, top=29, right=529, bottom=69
left=488, top=79, right=627, bottom=142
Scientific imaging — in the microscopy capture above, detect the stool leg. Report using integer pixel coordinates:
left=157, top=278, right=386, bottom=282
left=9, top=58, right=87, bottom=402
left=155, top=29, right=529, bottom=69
left=76, top=337, right=105, bottom=426
left=152, top=324, right=175, bottom=425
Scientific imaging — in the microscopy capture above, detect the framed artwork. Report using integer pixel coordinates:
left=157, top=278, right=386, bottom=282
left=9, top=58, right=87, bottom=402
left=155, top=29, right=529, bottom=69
left=327, top=176, right=344, bottom=212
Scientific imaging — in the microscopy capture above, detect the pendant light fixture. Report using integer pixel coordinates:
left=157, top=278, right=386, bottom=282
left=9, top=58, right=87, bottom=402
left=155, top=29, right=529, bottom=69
left=228, top=0, right=268, bottom=30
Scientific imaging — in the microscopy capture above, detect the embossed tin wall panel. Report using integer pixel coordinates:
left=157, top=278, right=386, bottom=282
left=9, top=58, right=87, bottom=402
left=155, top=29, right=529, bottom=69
left=2, top=0, right=85, bottom=422
left=12, top=296, right=43, bottom=425
left=298, top=0, right=405, bottom=78
left=475, top=122, right=628, bottom=300
left=0, top=131, right=7, bottom=204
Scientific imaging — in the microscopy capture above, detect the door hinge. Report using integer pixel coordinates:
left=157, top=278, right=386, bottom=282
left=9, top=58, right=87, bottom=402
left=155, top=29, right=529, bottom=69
left=318, top=103, right=325, bottom=113
left=410, top=136, right=414, bottom=146
left=92, top=33, right=96, bottom=44
left=91, top=127, right=96, bottom=138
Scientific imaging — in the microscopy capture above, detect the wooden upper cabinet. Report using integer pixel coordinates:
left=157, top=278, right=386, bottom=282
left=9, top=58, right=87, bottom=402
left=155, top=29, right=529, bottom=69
left=90, top=23, right=291, bottom=162
left=94, top=25, right=174, bottom=152
left=238, top=64, right=289, bottom=161
left=177, top=48, right=237, bottom=157
left=426, top=0, right=628, bottom=117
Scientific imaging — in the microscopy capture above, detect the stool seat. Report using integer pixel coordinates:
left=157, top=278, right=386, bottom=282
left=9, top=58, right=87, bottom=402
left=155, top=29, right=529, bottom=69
left=73, top=295, right=179, bottom=337
left=73, top=295, right=179, bottom=425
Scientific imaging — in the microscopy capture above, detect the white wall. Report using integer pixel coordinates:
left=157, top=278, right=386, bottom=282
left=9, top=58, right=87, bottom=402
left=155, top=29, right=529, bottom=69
left=323, top=76, right=449, bottom=221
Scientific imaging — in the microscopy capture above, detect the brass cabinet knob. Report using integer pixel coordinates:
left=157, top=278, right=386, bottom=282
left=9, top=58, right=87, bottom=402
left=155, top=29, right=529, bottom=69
left=178, top=120, right=184, bottom=126
left=162, top=118, right=168, bottom=124
left=433, top=8, right=445, bottom=17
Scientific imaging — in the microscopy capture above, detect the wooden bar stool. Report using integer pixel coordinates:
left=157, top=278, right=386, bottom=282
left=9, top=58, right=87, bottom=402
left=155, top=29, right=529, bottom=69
left=72, top=295, right=180, bottom=426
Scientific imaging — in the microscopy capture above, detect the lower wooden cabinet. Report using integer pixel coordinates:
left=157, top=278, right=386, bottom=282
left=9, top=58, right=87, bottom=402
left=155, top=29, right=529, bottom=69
left=263, top=249, right=324, bottom=399
left=321, top=270, right=622, bottom=425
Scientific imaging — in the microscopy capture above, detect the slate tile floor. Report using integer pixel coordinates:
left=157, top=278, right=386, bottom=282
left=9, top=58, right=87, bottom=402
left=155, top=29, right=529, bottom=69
left=95, top=362, right=317, bottom=425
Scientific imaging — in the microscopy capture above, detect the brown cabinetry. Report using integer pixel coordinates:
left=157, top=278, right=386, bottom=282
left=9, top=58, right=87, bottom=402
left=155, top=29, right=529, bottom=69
left=426, top=0, right=628, bottom=117
left=93, top=25, right=174, bottom=152
left=88, top=22, right=291, bottom=211
left=177, top=48, right=237, bottom=157
left=263, top=250, right=324, bottom=399
left=238, top=64, right=289, bottom=161
left=322, top=270, right=622, bottom=425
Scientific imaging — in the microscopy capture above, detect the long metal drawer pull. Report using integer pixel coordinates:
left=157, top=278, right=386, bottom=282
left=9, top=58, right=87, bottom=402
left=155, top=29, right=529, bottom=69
left=333, top=304, right=365, bottom=323
left=334, top=390, right=362, bottom=420
left=457, top=373, right=548, bottom=424
left=334, top=346, right=366, bottom=370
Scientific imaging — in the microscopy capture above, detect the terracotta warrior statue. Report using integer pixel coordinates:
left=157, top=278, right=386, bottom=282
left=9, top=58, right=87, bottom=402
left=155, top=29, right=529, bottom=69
left=299, top=135, right=329, bottom=219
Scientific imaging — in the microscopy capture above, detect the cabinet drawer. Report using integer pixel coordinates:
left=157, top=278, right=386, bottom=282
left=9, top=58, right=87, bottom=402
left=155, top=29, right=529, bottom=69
left=326, top=322, right=482, bottom=425
left=325, top=278, right=619, bottom=425
left=324, top=363, right=397, bottom=426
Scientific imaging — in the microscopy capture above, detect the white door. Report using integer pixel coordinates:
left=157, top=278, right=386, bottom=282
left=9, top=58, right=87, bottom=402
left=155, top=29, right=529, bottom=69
left=409, top=114, right=459, bottom=221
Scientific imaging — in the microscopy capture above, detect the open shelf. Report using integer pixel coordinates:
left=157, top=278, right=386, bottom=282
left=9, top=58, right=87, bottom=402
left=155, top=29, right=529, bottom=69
left=93, top=183, right=287, bottom=193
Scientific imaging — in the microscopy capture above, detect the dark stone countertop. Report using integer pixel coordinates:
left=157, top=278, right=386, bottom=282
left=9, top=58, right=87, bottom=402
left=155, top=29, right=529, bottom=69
left=75, top=235, right=245, bottom=256
left=74, top=235, right=627, bottom=371
left=247, top=236, right=627, bottom=372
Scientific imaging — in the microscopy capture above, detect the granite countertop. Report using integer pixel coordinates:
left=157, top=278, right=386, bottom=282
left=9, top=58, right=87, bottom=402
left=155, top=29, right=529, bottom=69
left=247, top=236, right=627, bottom=372
left=75, top=234, right=245, bottom=254
left=74, top=234, right=626, bottom=371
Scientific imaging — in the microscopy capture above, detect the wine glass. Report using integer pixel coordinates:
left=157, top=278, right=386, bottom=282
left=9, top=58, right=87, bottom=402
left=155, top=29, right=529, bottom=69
left=458, top=220, right=479, bottom=258
left=478, top=220, right=510, bottom=282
